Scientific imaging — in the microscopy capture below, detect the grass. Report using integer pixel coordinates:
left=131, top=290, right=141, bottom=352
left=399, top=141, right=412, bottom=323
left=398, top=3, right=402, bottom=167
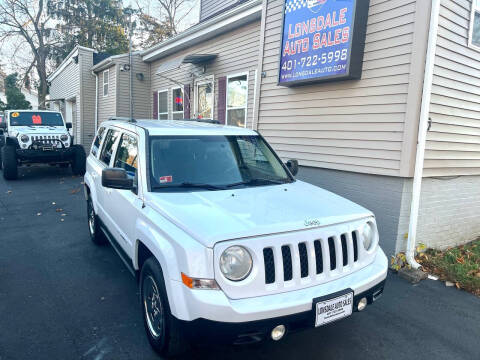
left=416, top=239, right=480, bottom=297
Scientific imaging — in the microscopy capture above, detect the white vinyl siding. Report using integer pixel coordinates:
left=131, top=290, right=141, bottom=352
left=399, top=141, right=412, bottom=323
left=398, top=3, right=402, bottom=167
left=425, top=0, right=480, bottom=177
left=257, top=0, right=427, bottom=177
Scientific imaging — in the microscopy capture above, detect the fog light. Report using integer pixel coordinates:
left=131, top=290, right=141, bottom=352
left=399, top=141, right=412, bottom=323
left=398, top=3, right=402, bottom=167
left=357, top=297, right=368, bottom=312
left=271, top=325, right=286, bottom=341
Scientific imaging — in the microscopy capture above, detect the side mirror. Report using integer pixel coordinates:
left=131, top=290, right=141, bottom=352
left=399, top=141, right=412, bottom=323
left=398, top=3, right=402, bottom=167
left=286, top=159, right=299, bottom=176
left=66, top=123, right=72, bottom=130
left=102, top=168, right=133, bottom=190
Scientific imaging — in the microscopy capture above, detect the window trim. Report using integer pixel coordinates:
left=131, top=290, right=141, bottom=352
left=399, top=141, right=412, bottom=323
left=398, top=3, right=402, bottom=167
left=469, top=0, right=480, bottom=51
left=157, top=89, right=169, bottom=120
left=172, top=86, right=185, bottom=119
left=91, top=126, right=107, bottom=158
left=99, top=128, right=121, bottom=167
left=226, top=72, right=249, bottom=128
left=103, top=69, right=109, bottom=97
left=194, top=76, right=215, bottom=119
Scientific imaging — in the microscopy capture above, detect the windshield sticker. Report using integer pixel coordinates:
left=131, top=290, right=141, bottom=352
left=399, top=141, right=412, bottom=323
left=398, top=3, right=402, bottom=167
left=32, top=115, right=42, bottom=124
left=159, top=176, right=173, bottom=184
left=11, top=112, right=19, bottom=118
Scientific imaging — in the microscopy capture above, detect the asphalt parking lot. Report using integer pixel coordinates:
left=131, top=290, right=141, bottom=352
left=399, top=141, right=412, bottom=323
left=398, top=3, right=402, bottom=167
left=0, top=166, right=479, bottom=360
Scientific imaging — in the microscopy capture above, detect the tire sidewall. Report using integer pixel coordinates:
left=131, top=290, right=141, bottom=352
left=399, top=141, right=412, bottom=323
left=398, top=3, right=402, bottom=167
left=140, top=258, right=170, bottom=353
left=71, top=145, right=86, bottom=175
left=2, top=145, right=18, bottom=180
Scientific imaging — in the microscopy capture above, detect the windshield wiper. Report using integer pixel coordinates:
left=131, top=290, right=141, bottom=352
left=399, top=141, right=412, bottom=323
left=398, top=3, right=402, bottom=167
left=224, top=178, right=289, bottom=188
left=154, top=182, right=225, bottom=191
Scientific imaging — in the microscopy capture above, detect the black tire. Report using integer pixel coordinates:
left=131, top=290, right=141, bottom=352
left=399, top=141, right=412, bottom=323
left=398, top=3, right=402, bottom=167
left=0, top=148, right=2, bottom=170
left=140, top=258, right=188, bottom=358
left=59, top=163, right=69, bottom=168
left=71, top=145, right=86, bottom=176
left=1, top=145, right=18, bottom=180
left=87, top=197, right=107, bottom=245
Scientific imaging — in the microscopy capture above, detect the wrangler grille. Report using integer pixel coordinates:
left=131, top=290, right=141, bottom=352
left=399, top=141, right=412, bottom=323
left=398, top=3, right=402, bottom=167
left=262, top=231, right=360, bottom=284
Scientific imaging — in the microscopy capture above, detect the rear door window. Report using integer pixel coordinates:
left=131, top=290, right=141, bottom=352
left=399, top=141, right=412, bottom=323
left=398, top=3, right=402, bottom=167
left=114, top=133, right=138, bottom=179
left=91, top=127, right=106, bottom=157
left=99, top=129, right=120, bottom=166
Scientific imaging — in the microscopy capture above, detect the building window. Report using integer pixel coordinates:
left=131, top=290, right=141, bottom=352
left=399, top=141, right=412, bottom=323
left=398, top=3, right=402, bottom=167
left=158, top=90, right=168, bottom=120
left=103, top=70, right=109, bottom=97
left=195, top=80, right=213, bottom=119
left=470, top=0, right=480, bottom=49
left=172, top=87, right=184, bottom=120
left=226, top=74, right=248, bottom=127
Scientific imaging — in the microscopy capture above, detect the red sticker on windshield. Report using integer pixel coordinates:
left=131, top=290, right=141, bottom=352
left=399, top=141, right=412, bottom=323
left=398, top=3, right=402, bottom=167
left=32, top=115, right=42, bottom=124
left=159, top=176, right=173, bottom=184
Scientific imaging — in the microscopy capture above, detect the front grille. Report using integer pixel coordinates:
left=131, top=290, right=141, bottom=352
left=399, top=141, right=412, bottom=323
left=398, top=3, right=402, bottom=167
left=262, top=231, right=360, bottom=284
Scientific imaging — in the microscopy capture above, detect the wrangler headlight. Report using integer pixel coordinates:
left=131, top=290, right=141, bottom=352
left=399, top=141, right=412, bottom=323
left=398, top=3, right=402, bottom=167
left=361, top=221, right=376, bottom=251
left=20, top=135, right=29, bottom=143
left=220, top=246, right=253, bottom=281
left=60, top=134, right=69, bottom=142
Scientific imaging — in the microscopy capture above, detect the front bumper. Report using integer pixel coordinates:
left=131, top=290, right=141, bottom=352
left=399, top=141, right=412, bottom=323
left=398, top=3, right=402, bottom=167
left=179, top=280, right=386, bottom=345
left=169, top=249, right=388, bottom=330
left=16, top=147, right=75, bottom=163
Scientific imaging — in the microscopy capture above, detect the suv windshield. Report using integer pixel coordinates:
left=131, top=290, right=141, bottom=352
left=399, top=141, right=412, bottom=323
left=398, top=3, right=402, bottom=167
left=150, top=135, right=293, bottom=191
left=9, top=111, right=64, bottom=127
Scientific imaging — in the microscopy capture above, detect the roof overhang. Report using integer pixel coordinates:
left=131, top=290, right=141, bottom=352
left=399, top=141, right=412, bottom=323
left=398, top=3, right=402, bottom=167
left=47, top=46, right=96, bottom=82
left=142, top=0, right=262, bottom=63
left=155, top=54, right=218, bottom=75
left=92, top=52, right=142, bottom=73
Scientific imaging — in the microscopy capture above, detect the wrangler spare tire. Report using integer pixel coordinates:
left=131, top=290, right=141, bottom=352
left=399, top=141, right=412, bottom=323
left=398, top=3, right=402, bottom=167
left=1, top=145, right=18, bottom=180
left=71, top=145, right=86, bottom=176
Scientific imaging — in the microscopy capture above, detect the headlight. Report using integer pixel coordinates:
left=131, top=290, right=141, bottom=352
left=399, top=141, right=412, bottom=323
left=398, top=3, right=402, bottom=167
left=60, top=134, right=69, bottom=142
left=219, top=246, right=253, bottom=281
left=361, top=222, right=376, bottom=251
left=20, top=135, right=29, bottom=143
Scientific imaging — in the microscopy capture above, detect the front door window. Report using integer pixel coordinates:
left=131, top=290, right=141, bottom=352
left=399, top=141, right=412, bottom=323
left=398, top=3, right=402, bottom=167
left=196, top=81, right=213, bottom=119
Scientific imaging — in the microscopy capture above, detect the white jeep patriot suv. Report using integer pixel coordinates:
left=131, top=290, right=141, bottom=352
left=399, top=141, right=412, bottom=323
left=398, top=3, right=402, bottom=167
left=84, top=119, right=388, bottom=357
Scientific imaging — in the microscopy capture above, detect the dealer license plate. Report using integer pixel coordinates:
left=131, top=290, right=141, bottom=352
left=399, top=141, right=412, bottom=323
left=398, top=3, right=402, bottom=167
left=315, top=292, right=353, bottom=327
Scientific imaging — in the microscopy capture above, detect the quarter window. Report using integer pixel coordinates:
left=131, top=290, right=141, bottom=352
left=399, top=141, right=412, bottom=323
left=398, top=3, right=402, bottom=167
left=99, top=129, right=120, bottom=166
left=114, top=134, right=138, bottom=180
left=158, top=90, right=168, bottom=120
left=172, top=87, right=184, bottom=120
left=226, top=74, right=248, bottom=127
left=91, top=127, right=106, bottom=157
left=470, top=0, right=480, bottom=49
left=103, top=70, right=109, bottom=97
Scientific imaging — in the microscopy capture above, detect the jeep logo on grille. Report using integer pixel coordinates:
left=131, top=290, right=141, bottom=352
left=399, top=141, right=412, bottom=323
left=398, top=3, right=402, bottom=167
left=305, top=219, right=322, bottom=227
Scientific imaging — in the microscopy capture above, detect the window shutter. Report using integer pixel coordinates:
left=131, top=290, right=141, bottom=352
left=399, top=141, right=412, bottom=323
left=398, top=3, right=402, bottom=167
left=184, top=84, right=191, bottom=119
left=217, top=77, right=227, bottom=124
left=153, top=92, right=158, bottom=120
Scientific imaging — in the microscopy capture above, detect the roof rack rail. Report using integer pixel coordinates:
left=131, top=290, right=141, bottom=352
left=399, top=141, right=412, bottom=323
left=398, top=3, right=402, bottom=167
left=183, top=118, right=220, bottom=125
left=108, top=117, right=137, bottom=123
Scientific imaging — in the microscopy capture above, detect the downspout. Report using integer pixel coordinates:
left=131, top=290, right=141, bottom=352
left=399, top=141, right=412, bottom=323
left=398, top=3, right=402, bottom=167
left=92, top=71, right=99, bottom=131
left=406, top=0, right=441, bottom=269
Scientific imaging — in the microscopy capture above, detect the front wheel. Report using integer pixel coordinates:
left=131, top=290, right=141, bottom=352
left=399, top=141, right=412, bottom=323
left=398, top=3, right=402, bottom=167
left=1, top=145, right=18, bottom=180
left=71, top=145, right=86, bottom=176
left=140, top=258, right=188, bottom=358
left=87, top=197, right=107, bottom=245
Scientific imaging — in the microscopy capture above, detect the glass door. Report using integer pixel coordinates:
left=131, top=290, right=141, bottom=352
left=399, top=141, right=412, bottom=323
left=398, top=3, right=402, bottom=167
left=195, top=79, right=214, bottom=119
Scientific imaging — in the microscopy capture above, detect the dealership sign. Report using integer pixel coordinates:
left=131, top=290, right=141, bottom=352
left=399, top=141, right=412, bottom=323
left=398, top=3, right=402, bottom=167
left=279, top=0, right=370, bottom=86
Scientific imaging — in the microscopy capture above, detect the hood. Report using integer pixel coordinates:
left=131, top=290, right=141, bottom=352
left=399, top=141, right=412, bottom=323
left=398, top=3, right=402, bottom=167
left=145, top=180, right=373, bottom=248
left=9, top=126, right=67, bottom=135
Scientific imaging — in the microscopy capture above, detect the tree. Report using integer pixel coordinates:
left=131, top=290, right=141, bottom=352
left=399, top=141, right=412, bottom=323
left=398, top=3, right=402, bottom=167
left=0, top=0, right=56, bottom=109
left=135, top=0, right=196, bottom=48
left=47, top=0, right=130, bottom=64
left=0, top=73, right=32, bottom=110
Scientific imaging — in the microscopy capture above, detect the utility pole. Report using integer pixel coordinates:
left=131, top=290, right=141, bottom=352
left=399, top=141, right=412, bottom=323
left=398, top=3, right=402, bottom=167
left=129, top=12, right=134, bottom=120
